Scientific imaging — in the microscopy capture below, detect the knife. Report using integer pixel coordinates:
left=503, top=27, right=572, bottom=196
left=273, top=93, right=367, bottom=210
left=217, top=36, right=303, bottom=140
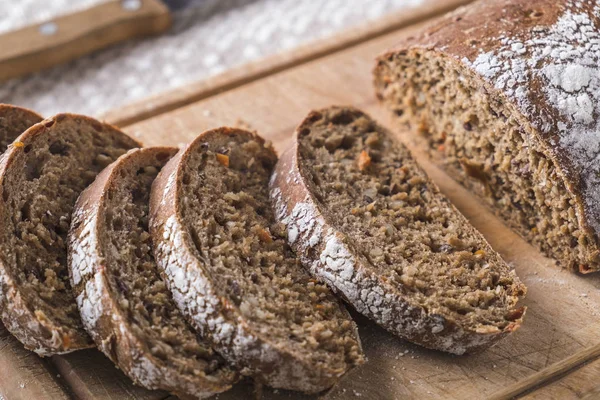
left=0, top=0, right=196, bottom=83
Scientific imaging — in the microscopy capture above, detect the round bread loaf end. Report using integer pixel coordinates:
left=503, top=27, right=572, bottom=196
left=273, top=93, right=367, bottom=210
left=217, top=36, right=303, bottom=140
left=0, top=114, right=139, bottom=355
left=69, top=147, right=237, bottom=398
left=149, top=128, right=364, bottom=393
left=270, top=106, right=526, bottom=355
left=0, top=104, right=42, bottom=154
left=374, top=0, right=600, bottom=273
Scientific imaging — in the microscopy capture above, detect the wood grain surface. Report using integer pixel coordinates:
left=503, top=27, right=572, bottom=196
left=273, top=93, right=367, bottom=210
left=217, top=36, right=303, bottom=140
left=3, top=0, right=598, bottom=398
left=50, top=350, right=167, bottom=400
left=0, top=323, right=70, bottom=399
left=0, top=0, right=171, bottom=83
left=522, top=355, right=600, bottom=399
left=101, top=0, right=473, bottom=127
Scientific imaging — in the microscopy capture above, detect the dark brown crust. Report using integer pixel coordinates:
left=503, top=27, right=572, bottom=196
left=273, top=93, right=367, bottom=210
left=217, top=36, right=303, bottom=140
left=69, top=147, right=237, bottom=399
left=373, top=0, right=600, bottom=272
left=0, top=114, right=140, bottom=355
left=270, top=106, right=525, bottom=355
left=149, top=127, right=363, bottom=393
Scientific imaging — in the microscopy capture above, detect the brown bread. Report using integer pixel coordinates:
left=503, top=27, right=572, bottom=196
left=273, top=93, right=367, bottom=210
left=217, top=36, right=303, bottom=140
left=270, top=106, right=526, bottom=355
left=0, top=114, right=139, bottom=355
left=69, top=147, right=238, bottom=398
left=149, top=128, right=364, bottom=393
left=374, top=0, right=600, bottom=273
left=0, top=104, right=42, bottom=153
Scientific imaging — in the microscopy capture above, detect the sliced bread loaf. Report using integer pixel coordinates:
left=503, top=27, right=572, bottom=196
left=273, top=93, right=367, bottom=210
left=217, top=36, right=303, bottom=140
left=270, top=106, right=526, bottom=355
left=373, top=0, right=600, bottom=273
left=0, top=114, right=139, bottom=355
left=149, top=128, right=364, bottom=393
left=0, top=104, right=42, bottom=153
left=69, top=147, right=238, bottom=398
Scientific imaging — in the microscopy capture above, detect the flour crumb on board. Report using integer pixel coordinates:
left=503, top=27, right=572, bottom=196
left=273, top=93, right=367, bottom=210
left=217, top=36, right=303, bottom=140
left=353, top=389, right=362, bottom=397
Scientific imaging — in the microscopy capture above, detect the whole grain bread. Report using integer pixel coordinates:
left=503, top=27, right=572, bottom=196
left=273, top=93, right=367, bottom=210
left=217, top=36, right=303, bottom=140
left=0, top=104, right=42, bottom=154
left=374, top=0, right=600, bottom=273
left=270, top=106, right=526, bottom=355
left=69, top=147, right=238, bottom=398
left=0, top=114, right=139, bottom=355
left=149, top=127, right=364, bottom=393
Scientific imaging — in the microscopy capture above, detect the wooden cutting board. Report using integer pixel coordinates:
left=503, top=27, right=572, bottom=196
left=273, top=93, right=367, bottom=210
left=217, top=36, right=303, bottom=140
left=3, top=1, right=600, bottom=399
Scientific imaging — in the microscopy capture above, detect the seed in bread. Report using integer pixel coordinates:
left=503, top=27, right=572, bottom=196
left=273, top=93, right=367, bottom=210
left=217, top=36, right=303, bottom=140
left=0, top=104, right=42, bottom=154
left=270, top=106, right=526, bottom=355
left=0, top=114, right=139, bottom=355
left=373, top=0, right=600, bottom=273
left=149, top=127, right=364, bottom=393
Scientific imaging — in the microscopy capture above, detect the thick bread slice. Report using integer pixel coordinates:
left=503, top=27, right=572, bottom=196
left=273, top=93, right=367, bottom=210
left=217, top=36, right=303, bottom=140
left=0, top=104, right=42, bottom=153
left=374, top=0, right=600, bottom=273
left=0, top=105, right=71, bottom=398
left=270, top=106, right=526, bottom=355
left=0, top=114, right=139, bottom=355
left=150, top=128, right=364, bottom=393
left=69, top=147, right=238, bottom=399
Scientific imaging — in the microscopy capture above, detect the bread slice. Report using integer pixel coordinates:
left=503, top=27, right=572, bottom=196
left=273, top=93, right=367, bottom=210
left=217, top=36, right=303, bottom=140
left=0, top=104, right=42, bottom=153
left=270, top=106, right=526, bottom=355
left=149, top=128, right=364, bottom=393
left=0, top=114, right=139, bottom=355
left=69, top=147, right=237, bottom=398
left=373, top=0, right=600, bottom=273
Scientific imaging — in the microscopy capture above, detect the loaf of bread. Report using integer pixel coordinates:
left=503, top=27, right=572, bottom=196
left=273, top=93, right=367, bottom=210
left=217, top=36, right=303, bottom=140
left=270, top=106, right=526, bottom=354
left=0, top=104, right=42, bottom=153
left=0, top=114, right=139, bottom=355
left=150, top=128, right=364, bottom=393
left=69, top=147, right=237, bottom=398
left=374, top=0, right=600, bottom=273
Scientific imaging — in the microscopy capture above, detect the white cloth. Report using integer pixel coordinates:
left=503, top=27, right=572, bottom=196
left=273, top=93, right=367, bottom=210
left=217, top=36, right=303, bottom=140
left=0, top=0, right=425, bottom=117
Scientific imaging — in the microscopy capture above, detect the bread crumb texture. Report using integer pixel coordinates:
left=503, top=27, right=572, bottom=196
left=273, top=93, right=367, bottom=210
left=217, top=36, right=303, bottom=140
left=0, top=105, right=41, bottom=153
left=153, top=129, right=363, bottom=392
left=0, top=114, right=137, bottom=354
left=374, top=0, right=600, bottom=272
left=70, top=148, right=236, bottom=398
left=272, top=107, right=526, bottom=354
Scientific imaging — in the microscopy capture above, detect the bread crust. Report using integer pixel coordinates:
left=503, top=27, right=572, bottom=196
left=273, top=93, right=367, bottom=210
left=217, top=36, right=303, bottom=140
left=0, top=113, right=140, bottom=355
left=374, top=0, right=600, bottom=273
left=149, top=127, right=363, bottom=393
left=69, top=147, right=237, bottom=399
left=270, top=107, right=525, bottom=355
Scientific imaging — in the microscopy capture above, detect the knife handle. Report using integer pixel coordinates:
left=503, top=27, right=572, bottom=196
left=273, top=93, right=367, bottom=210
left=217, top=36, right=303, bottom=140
left=0, top=0, right=171, bottom=83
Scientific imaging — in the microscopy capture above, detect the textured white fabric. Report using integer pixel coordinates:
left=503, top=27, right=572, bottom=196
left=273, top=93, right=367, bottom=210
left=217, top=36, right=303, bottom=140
left=0, top=0, right=425, bottom=117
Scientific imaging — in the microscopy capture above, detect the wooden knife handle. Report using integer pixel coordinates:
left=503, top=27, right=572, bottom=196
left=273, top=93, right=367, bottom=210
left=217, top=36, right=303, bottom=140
left=0, top=0, right=171, bottom=83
